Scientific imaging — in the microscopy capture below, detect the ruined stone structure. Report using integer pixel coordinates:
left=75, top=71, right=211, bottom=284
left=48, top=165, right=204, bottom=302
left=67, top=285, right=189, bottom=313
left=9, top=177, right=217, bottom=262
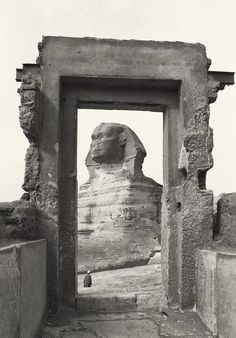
left=0, top=36, right=235, bottom=337
left=215, top=193, right=236, bottom=247
left=78, top=122, right=162, bottom=272
left=13, top=37, right=234, bottom=310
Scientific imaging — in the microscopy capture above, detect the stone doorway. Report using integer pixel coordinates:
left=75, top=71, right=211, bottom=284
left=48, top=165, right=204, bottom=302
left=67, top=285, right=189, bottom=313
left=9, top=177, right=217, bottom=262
left=60, top=75, right=181, bottom=312
left=16, top=37, right=233, bottom=314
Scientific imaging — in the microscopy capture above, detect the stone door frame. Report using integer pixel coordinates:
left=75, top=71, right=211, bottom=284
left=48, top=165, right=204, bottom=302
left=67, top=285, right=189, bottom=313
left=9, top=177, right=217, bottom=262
left=16, top=36, right=233, bottom=313
left=61, top=77, right=180, bottom=307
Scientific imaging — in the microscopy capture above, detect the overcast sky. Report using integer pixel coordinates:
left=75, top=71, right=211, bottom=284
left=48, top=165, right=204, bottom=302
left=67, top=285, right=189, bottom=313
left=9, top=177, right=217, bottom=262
left=0, top=0, right=235, bottom=200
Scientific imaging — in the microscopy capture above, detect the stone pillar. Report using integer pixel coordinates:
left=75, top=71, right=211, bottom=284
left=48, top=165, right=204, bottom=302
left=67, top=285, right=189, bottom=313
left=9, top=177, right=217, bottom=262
left=162, top=102, right=214, bottom=308
left=17, top=64, right=61, bottom=312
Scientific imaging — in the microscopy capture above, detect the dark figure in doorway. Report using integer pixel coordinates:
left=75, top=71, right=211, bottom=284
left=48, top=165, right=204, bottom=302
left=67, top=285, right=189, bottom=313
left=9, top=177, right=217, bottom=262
left=83, top=270, right=92, bottom=287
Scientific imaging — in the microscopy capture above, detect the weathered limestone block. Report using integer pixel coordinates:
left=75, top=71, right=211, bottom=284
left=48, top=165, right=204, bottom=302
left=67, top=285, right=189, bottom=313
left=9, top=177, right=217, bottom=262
left=78, top=123, right=162, bottom=272
left=196, top=249, right=217, bottom=334
left=0, top=202, right=12, bottom=240
left=179, top=106, right=213, bottom=178
left=0, top=240, right=46, bottom=338
left=196, top=249, right=236, bottom=337
left=18, top=79, right=41, bottom=142
left=216, top=193, right=236, bottom=247
left=23, top=143, right=40, bottom=193
left=0, top=196, right=39, bottom=241
left=162, top=106, right=214, bottom=307
left=17, top=72, right=41, bottom=205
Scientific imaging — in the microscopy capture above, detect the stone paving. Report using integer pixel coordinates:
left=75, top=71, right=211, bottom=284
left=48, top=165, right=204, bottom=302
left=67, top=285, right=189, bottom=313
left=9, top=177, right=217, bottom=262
left=42, top=308, right=212, bottom=337
left=42, top=263, right=212, bottom=337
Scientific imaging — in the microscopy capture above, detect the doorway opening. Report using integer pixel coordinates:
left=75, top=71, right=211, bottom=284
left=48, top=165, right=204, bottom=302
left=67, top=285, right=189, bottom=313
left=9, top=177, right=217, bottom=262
left=76, top=108, right=163, bottom=311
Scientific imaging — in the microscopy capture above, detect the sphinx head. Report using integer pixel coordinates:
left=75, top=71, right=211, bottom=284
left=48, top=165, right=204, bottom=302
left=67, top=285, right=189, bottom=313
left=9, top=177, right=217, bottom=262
left=90, top=123, right=127, bottom=164
left=86, top=123, right=147, bottom=178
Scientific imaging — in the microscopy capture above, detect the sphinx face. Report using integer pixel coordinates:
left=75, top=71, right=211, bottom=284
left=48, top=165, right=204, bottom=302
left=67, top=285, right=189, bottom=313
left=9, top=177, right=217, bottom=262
left=90, top=124, right=124, bottom=164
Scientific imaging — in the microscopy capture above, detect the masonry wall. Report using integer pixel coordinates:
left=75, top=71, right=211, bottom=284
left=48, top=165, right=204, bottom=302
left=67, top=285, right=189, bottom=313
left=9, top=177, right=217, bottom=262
left=0, top=240, right=47, bottom=338
left=196, top=249, right=236, bottom=337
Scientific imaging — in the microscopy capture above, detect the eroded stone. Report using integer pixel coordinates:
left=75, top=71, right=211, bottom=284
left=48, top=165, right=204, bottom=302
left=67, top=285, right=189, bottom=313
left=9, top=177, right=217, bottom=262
left=14, top=36, right=234, bottom=312
left=216, top=193, right=236, bottom=247
left=196, top=249, right=236, bottom=337
left=78, top=123, right=162, bottom=272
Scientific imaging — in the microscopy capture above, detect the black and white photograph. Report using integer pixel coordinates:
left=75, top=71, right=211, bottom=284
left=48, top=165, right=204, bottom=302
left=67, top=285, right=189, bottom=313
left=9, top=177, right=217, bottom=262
left=0, top=1, right=235, bottom=337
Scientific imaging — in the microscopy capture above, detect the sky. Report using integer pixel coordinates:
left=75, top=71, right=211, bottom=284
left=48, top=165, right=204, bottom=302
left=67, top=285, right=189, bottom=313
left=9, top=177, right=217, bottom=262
left=0, top=0, right=235, bottom=200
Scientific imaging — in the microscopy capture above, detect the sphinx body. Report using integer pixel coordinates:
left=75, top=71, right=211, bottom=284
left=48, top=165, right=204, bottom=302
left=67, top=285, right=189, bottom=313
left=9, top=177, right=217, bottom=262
left=78, top=123, right=162, bottom=273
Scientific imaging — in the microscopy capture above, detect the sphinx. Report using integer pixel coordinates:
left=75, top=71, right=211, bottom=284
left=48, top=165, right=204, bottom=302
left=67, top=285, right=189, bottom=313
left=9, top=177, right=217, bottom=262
left=78, top=123, right=162, bottom=273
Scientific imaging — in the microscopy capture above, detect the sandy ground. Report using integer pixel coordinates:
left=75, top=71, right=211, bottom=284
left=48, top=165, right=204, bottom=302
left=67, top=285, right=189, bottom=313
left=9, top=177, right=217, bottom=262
left=77, top=262, right=162, bottom=296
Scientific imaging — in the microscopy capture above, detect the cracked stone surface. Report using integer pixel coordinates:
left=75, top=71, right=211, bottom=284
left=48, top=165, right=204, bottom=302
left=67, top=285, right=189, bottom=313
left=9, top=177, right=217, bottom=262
left=216, top=193, right=236, bottom=247
left=42, top=309, right=211, bottom=337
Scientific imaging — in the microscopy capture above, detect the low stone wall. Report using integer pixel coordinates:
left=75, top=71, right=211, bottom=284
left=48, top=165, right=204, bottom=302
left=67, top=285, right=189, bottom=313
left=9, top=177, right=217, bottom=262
left=0, top=199, right=39, bottom=241
left=196, top=249, right=236, bottom=337
left=0, top=239, right=47, bottom=338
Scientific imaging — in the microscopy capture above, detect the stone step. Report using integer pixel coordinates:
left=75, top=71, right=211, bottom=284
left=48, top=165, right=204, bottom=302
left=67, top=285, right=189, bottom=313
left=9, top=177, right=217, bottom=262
left=76, top=290, right=165, bottom=314
left=76, top=264, right=165, bottom=314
